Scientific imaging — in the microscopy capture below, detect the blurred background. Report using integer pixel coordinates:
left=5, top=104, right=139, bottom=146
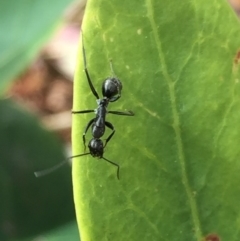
left=0, top=0, right=239, bottom=240
left=0, top=0, right=85, bottom=240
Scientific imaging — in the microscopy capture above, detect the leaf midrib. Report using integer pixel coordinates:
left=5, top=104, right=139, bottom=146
left=146, top=0, right=202, bottom=239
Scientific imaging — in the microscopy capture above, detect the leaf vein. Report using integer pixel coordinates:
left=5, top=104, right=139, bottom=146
left=146, top=0, right=202, bottom=239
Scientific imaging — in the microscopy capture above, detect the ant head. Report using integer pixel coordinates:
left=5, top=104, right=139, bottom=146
left=88, top=138, right=104, bottom=158
left=102, top=77, right=122, bottom=102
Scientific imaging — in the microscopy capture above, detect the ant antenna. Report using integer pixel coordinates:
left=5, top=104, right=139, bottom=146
left=34, top=153, right=90, bottom=177
left=109, top=59, right=116, bottom=77
left=81, top=31, right=87, bottom=73
left=81, top=31, right=100, bottom=99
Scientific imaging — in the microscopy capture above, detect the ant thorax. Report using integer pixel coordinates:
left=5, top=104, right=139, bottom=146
left=96, top=98, right=109, bottom=107
left=94, top=98, right=109, bottom=115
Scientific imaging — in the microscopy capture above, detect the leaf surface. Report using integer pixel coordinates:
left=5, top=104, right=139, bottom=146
left=72, top=1, right=240, bottom=240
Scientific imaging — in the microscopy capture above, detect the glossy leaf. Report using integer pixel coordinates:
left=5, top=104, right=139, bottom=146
left=0, top=0, right=73, bottom=94
left=42, top=221, right=79, bottom=241
left=72, top=0, right=240, bottom=240
left=15, top=221, right=79, bottom=241
left=0, top=99, right=75, bottom=240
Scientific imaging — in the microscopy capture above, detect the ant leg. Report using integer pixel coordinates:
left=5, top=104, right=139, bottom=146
left=82, top=34, right=99, bottom=99
left=102, top=157, right=120, bottom=180
left=104, top=121, right=115, bottom=148
left=108, top=110, right=134, bottom=116
left=83, top=118, right=95, bottom=151
left=72, top=109, right=95, bottom=114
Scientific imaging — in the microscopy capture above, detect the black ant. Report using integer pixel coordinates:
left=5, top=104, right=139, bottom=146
left=72, top=35, right=134, bottom=150
left=34, top=34, right=134, bottom=179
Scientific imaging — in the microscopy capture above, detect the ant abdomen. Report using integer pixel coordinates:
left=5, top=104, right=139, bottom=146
left=102, top=77, right=122, bottom=102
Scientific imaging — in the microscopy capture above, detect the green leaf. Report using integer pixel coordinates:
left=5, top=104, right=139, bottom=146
left=39, top=221, right=79, bottom=241
left=0, top=0, right=73, bottom=94
left=0, top=99, right=75, bottom=240
left=72, top=0, right=240, bottom=240
left=14, top=221, right=79, bottom=241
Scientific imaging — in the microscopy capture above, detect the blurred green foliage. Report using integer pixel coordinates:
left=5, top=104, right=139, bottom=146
left=0, top=0, right=80, bottom=240
left=0, top=0, right=72, bottom=94
left=0, top=99, right=76, bottom=240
